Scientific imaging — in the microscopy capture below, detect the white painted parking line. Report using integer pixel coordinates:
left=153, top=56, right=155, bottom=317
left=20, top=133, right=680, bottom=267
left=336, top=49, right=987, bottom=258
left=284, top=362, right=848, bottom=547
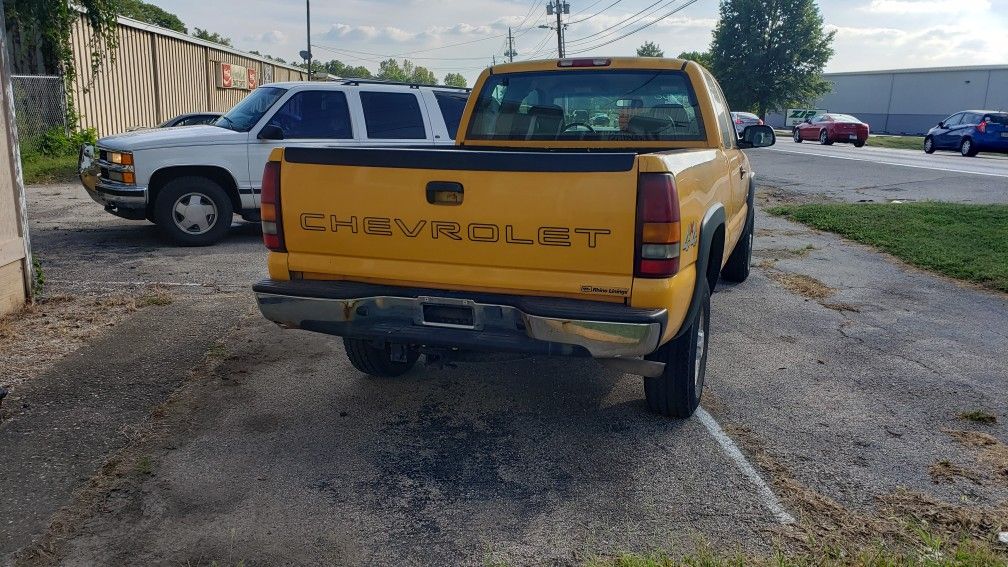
left=769, top=146, right=1008, bottom=179
left=695, top=407, right=797, bottom=525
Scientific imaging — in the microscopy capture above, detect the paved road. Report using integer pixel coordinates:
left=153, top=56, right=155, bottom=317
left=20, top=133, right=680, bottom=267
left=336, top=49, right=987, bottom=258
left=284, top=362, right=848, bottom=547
left=748, top=142, right=1008, bottom=204
left=4, top=182, right=1008, bottom=565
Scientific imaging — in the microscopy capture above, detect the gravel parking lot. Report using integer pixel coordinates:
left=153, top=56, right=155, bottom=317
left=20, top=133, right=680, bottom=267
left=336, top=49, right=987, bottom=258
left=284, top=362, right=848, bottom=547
left=3, top=151, right=1007, bottom=564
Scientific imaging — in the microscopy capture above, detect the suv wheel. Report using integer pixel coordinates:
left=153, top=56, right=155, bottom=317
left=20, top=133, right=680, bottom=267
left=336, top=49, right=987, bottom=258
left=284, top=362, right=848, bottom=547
left=960, top=137, right=978, bottom=157
left=923, top=136, right=935, bottom=154
left=343, top=339, right=419, bottom=377
left=819, top=130, right=832, bottom=145
left=643, top=279, right=710, bottom=418
left=154, top=176, right=233, bottom=246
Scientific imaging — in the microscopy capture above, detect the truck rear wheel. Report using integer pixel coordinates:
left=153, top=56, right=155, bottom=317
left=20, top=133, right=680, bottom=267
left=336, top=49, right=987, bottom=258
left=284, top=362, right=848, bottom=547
left=343, top=338, right=419, bottom=377
left=154, top=176, right=233, bottom=246
left=643, top=280, right=710, bottom=418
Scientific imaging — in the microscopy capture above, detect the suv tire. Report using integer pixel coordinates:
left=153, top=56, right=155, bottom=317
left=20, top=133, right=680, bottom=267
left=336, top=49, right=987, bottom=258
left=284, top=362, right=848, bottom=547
left=819, top=130, right=832, bottom=145
left=154, top=176, right=233, bottom=246
left=643, top=279, right=710, bottom=418
left=721, top=207, right=753, bottom=283
left=343, top=338, right=419, bottom=377
left=960, top=137, right=978, bottom=157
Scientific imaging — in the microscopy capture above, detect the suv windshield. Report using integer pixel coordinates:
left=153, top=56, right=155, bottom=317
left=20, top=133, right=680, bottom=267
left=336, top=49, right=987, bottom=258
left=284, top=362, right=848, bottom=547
left=467, top=69, right=705, bottom=142
left=216, top=87, right=287, bottom=132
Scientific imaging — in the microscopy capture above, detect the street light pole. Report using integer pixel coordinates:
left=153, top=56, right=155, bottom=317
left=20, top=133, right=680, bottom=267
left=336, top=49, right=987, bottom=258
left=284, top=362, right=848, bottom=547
left=306, top=0, right=312, bottom=81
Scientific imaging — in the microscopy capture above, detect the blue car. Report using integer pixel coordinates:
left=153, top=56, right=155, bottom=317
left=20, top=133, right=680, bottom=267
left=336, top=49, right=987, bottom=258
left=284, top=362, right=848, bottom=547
left=924, top=110, right=1008, bottom=157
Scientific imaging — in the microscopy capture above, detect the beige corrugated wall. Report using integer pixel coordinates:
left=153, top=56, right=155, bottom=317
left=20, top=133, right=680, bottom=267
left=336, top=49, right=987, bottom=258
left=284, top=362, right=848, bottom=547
left=69, top=14, right=307, bottom=136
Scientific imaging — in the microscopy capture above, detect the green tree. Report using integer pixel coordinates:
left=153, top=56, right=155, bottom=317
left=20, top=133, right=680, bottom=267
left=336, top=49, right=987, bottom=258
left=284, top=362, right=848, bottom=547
left=636, top=41, right=664, bottom=57
left=116, top=0, right=186, bottom=33
left=377, top=58, right=407, bottom=82
left=322, top=59, right=373, bottom=79
left=192, top=27, right=232, bottom=47
left=443, top=73, right=467, bottom=88
left=410, top=65, right=437, bottom=85
left=709, top=0, right=834, bottom=117
left=677, top=50, right=712, bottom=70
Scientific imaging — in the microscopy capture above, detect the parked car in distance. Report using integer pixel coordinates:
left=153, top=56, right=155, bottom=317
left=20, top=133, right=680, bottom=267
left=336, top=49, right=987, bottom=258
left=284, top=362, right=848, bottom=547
left=730, top=111, right=762, bottom=137
left=924, top=110, right=1008, bottom=157
left=591, top=112, right=611, bottom=127
left=79, top=80, right=470, bottom=246
left=792, top=113, right=869, bottom=147
left=160, top=112, right=223, bottom=128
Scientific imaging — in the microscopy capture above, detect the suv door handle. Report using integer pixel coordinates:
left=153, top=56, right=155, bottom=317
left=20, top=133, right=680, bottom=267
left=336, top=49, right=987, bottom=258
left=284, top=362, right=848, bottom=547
left=426, top=181, right=464, bottom=205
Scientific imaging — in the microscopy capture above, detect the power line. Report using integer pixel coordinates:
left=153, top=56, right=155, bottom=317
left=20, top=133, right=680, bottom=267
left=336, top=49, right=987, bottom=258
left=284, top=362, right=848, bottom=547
left=565, top=0, right=672, bottom=44
left=313, top=44, right=491, bottom=61
left=567, top=0, right=623, bottom=24
left=568, top=0, right=699, bottom=53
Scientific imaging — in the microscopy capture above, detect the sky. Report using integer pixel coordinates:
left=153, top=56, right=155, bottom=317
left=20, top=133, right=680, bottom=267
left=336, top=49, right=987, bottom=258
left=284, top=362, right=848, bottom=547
left=156, top=0, right=1008, bottom=84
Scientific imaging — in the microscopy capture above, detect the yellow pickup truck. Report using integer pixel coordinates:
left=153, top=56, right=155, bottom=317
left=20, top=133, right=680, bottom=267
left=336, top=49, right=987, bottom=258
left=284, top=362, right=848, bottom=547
left=253, top=57, right=775, bottom=417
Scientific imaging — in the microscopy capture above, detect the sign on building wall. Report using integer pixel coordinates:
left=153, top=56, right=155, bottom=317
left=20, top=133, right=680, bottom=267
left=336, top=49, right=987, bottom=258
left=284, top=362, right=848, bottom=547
left=785, top=108, right=828, bottom=127
left=219, top=62, right=257, bottom=90
left=262, top=65, right=273, bottom=85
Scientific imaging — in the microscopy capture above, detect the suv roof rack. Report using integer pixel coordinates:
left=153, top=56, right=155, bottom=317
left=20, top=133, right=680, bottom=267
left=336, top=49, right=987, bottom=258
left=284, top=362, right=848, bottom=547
left=337, top=78, right=470, bottom=91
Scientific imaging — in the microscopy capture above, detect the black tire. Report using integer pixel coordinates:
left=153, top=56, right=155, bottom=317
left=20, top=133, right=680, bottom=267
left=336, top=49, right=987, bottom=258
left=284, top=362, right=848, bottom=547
left=792, top=129, right=802, bottom=143
left=721, top=207, right=753, bottom=283
left=960, top=137, right=978, bottom=157
left=343, top=338, right=419, bottom=377
left=819, top=130, right=832, bottom=145
left=853, top=140, right=865, bottom=148
left=923, top=136, right=935, bottom=154
left=643, top=280, right=710, bottom=418
left=154, top=176, right=233, bottom=246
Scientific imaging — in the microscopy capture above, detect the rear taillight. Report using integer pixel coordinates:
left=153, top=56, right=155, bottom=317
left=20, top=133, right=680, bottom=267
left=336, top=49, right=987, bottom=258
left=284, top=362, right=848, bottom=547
left=635, top=173, right=680, bottom=278
left=260, top=160, right=285, bottom=252
left=977, top=120, right=987, bottom=133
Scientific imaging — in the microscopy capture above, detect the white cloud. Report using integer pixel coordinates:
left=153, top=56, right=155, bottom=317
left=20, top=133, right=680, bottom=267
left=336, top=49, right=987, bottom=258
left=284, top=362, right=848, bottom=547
left=826, top=23, right=1007, bottom=68
left=248, top=30, right=287, bottom=45
left=863, top=0, right=990, bottom=14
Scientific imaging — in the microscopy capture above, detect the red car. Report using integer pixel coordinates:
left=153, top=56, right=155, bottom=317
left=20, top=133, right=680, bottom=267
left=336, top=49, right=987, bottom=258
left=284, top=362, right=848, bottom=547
left=792, top=113, right=869, bottom=147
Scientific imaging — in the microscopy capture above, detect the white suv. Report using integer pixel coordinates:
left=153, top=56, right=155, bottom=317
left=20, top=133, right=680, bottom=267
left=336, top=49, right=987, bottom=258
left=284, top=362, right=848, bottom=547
left=79, top=80, right=470, bottom=245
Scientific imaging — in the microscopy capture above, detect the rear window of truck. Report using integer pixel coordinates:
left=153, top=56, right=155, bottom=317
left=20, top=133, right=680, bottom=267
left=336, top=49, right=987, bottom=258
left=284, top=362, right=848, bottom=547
left=466, top=69, right=705, bottom=142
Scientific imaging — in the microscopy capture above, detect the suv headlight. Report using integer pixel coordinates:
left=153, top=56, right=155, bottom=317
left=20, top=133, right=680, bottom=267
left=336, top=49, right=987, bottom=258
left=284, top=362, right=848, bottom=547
left=107, top=151, right=133, bottom=165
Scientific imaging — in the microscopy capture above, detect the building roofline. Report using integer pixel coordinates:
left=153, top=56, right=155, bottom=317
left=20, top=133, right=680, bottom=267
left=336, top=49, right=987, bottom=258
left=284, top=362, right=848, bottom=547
left=825, top=63, right=1008, bottom=77
left=112, top=13, right=308, bottom=75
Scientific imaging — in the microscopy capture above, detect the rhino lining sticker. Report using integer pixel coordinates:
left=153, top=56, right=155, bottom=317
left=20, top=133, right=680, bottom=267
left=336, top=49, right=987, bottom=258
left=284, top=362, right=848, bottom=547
left=580, top=285, right=630, bottom=296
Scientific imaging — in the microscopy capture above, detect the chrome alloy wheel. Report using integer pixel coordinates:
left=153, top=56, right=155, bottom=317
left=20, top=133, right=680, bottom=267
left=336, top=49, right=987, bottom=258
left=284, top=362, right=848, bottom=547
left=172, top=192, right=218, bottom=235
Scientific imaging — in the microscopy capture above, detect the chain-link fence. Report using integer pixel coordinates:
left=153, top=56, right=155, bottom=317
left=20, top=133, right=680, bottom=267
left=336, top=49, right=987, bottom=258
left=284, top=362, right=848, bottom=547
left=11, top=75, right=68, bottom=151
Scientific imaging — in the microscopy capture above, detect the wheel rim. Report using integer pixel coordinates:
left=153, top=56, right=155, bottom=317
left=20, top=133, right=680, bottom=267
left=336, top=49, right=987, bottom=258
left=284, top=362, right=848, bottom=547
left=924, top=138, right=932, bottom=152
left=172, top=192, right=218, bottom=235
left=962, top=140, right=970, bottom=155
left=694, top=309, right=705, bottom=391
left=746, top=231, right=753, bottom=266
left=820, top=131, right=827, bottom=143
left=793, top=130, right=800, bottom=142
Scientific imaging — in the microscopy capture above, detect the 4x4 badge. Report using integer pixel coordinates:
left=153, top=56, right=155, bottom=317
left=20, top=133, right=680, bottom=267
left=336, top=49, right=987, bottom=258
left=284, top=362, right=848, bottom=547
left=683, top=220, right=699, bottom=252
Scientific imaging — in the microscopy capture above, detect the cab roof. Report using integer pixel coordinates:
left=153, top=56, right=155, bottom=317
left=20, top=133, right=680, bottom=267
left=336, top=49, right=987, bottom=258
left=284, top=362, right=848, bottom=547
left=487, top=57, right=695, bottom=75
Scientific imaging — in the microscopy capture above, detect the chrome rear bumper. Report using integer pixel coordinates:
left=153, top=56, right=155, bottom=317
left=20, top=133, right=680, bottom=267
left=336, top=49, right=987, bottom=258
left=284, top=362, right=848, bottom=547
left=253, top=279, right=666, bottom=360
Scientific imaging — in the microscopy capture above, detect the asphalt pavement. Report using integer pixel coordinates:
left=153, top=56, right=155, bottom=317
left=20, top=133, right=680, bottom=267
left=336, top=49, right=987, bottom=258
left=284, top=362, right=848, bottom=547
left=4, top=168, right=1008, bottom=565
left=749, top=141, right=1008, bottom=204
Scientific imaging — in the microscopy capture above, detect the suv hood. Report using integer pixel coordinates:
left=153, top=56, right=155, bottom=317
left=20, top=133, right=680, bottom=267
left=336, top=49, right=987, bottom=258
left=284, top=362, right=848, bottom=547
left=98, top=125, right=244, bottom=151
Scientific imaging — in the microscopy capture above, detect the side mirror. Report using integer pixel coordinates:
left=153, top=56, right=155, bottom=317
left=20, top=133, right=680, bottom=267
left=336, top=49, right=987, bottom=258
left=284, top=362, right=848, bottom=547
left=738, top=125, right=775, bottom=149
left=258, top=124, right=284, bottom=140
left=804, top=118, right=812, bottom=124
left=937, top=121, right=945, bottom=128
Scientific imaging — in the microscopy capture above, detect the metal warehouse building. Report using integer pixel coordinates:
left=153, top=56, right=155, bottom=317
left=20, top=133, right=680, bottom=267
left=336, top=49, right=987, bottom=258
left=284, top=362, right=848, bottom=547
left=768, top=64, right=1008, bottom=135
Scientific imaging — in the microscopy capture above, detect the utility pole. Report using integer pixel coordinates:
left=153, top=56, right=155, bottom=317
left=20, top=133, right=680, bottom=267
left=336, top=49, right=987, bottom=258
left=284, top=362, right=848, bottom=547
left=505, top=27, right=517, bottom=63
left=542, top=1, right=569, bottom=58
left=305, top=0, right=312, bottom=80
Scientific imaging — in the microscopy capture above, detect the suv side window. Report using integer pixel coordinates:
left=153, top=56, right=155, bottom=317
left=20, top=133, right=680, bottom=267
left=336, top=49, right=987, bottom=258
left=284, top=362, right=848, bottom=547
left=360, top=91, right=426, bottom=139
left=267, top=90, right=352, bottom=139
left=434, top=91, right=468, bottom=139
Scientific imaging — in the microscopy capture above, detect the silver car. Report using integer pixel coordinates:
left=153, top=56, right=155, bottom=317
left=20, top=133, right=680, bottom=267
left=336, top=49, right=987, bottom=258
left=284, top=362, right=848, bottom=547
left=731, top=111, right=763, bottom=137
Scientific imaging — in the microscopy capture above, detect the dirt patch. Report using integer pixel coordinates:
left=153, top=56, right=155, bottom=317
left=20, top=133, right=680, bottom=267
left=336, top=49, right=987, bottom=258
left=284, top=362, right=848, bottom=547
left=821, top=302, right=861, bottom=313
left=0, top=289, right=175, bottom=392
left=961, top=410, right=999, bottom=425
left=753, top=245, right=817, bottom=261
left=756, top=186, right=832, bottom=208
left=948, top=430, right=1008, bottom=485
left=765, top=271, right=835, bottom=300
left=930, top=459, right=984, bottom=485
left=726, top=424, right=1008, bottom=558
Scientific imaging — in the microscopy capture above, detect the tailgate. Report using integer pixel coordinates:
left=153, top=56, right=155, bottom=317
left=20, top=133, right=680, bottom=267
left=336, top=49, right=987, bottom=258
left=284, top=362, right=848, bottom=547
left=277, top=147, right=639, bottom=301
